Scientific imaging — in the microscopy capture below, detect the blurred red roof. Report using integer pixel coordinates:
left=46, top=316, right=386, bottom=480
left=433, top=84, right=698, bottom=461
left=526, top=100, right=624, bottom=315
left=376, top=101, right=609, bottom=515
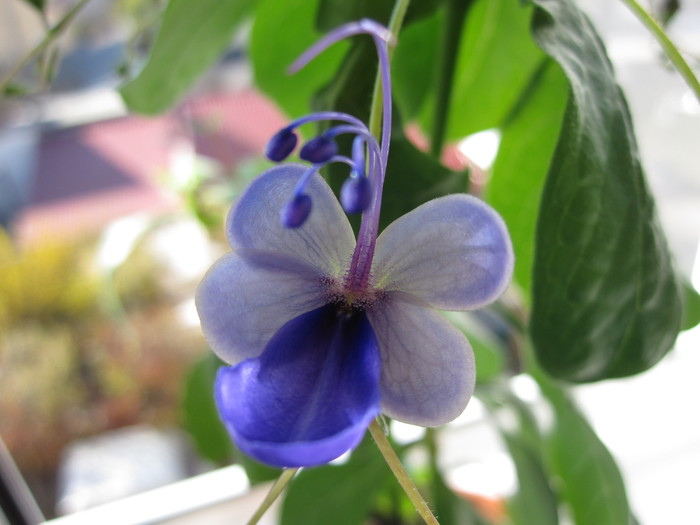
left=17, top=90, right=287, bottom=241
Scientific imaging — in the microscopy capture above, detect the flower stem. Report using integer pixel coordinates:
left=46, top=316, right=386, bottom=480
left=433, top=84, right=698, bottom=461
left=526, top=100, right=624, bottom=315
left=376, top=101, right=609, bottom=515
left=246, top=467, right=299, bottom=525
left=0, top=0, right=93, bottom=93
left=367, top=0, right=411, bottom=142
left=618, top=0, right=700, bottom=103
left=348, top=0, right=411, bottom=291
left=369, top=419, right=441, bottom=525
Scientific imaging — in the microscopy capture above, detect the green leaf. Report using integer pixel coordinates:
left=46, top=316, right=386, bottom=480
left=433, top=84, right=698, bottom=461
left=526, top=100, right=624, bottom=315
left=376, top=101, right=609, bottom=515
left=316, top=0, right=440, bottom=32
left=655, top=0, right=680, bottom=26
left=445, top=0, right=543, bottom=138
left=538, top=380, right=630, bottom=525
left=681, top=281, right=700, bottom=331
left=487, top=59, right=568, bottom=295
left=316, top=0, right=392, bottom=31
left=22, top=0, right=44, bottom=11
left=250, top=0, right=347, bottom=118
left=280, top=435, right=390, bottom=525
left=181, top=353, right=234, bottom=464
left=393, top=0, right=541, bottom=137
left=2, top=83, right=30, bottom=97
left=406, top=0, right=542, bottom=140
left=120, top=0, right=257, bottom=114
left=392, top=8, right=441, bottom=121
left=529, top=0, right=683, bottom=381
left=503, top=433, right=559, bottom=525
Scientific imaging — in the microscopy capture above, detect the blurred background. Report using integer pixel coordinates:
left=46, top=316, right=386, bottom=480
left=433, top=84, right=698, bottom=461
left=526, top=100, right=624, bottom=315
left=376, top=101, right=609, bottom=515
left=0, top=0, right=698, bottom=524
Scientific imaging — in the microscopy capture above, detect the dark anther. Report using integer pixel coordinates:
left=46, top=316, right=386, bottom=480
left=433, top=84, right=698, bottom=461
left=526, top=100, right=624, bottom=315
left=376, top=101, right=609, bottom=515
left=280, top=194, right=312, bottom=228
left=299, top=136, right=338, bottom=164
left=340, top=175, right=372, bottom=214
left=265, top=128, right=298, bottom=162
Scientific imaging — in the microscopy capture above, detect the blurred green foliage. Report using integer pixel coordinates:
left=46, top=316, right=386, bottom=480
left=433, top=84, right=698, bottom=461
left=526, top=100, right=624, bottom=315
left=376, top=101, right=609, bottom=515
left=0, top=231, right=97, bottom=330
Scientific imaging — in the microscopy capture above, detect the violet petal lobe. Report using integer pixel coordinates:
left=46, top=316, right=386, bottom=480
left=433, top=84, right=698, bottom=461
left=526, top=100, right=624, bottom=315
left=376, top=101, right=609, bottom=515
left=215, top=305, right=381, bottom=467
left=367, top=295, right=475, bottom=427
left=371, top=195, right=514, bottom=311
left=196, top=253, right=327, bottom=364
left=227, top=164, right=355, bottom=277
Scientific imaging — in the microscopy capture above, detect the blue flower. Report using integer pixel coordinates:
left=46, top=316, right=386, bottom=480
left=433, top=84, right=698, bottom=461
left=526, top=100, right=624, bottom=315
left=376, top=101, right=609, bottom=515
left=196, top=20, right=513, bottom=468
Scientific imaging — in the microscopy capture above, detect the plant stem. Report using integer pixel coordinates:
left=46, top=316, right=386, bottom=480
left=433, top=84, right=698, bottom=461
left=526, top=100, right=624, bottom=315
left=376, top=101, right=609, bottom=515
left=369, top=419, right=440, bottom=525
left=618, top=0, right=700, bottom=102
left=246, top=467, right=299, bottom=525
left=430, top=0, right=474, bottom=157
left=0, top=0, right=93, bottom=93
left=367, top=0, right=412, bottom=141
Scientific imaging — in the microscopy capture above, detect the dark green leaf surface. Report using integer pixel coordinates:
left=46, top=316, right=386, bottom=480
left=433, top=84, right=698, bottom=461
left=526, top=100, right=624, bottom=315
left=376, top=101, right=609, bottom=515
left=539, top=380, right=630, bottom=525
left=316, top=0, right=391, bottom=31
left=487, top=59, right=568, bottom=294
left=281, top=436, right=390, bottom=525
left=250, top=0, right=346, bottom=118
left=120, top=0, right=257, bottom=114
left=181, top=353, right=233, bottom=464
left=22, top=0, right=44, bottom=11
left=529, top=0, right=682, bottom=381
left=317, top=0, right=439, bottom=32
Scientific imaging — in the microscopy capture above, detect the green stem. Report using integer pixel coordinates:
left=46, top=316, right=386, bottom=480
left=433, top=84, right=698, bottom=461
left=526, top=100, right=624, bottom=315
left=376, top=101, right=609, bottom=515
left=367, top=0, right=412, bottom=141
left=0, top=0, right=93, bottom=93
left=430, top=0, right=474, bottom=157
left=369, top=419, right=440, bottom=525
left=618, top=0, right=700, bottom=102
left=246, top=468, right=299, bottom=525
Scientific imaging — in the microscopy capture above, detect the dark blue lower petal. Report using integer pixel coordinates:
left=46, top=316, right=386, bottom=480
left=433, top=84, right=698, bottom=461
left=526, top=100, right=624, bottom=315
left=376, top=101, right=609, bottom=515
left=215, top=305, right=381, bottom=467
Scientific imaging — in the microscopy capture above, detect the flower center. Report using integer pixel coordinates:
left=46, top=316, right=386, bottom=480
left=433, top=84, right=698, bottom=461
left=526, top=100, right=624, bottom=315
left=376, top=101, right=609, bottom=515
left=322, top=276, right=386, bottom=314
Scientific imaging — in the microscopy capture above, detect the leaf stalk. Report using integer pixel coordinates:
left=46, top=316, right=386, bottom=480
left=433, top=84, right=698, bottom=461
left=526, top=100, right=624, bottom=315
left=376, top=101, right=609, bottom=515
left=0, top=0, right=93, bottom=93
left=369, top=419, right=440, bottom=525
left=618, top=0, right=700, bottom=102
left=246, top=467, right=299, bottom=525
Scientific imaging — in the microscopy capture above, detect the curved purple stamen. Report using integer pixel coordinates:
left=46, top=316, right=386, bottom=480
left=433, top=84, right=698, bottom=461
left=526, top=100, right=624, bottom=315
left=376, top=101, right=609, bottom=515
left=280, top=19, right=395, bottom=290
left=287, top=111, right=370, bottom=134
left=287, top=20, right=392, bottom=175
left=292, top=164, right=323, bottom=197
left=322, top=124, right=382, bottom=169
left=352, top=136, right=366, bottom=176
left=288, top=19, right=393, bottom=76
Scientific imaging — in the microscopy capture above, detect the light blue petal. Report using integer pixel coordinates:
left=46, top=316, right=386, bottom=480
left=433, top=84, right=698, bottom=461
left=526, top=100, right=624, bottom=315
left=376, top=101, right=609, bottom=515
left=371, top=195, right=513, bottom=310
left=196, top=253, right=327, bottom=364
left=227, top=164, right=356, bottom=277
left=367, top=295, right=475, bottom=426
left=215, top=305, right=381, bottom=467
